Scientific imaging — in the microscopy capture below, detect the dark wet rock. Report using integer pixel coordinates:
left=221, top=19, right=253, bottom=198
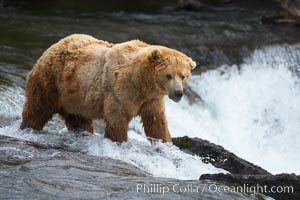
left=195, top=46, right=232, bottom=67
left=175, top=0, right=272, bottom=12
left=2, top=0, right=176, bottom=13
left=200, top=173, right=300, bottom=200
left=172, top=136, right=270, bottom=175
left=176, top=0, right=214, bottom=11
left=263, top=0, right=300, bottom=26
left=202, top=49, right=232, bottom=66
left=184, top=85, right=203, bottom=104
left=173, top=137, right=300, bottom=200
left=186, top=45, right=251, bottom=74
left=177, top=0, right=300, bottom=27
left=173, top=136, right=299, bottom=199
left=0, top=134, right=265, bottom=200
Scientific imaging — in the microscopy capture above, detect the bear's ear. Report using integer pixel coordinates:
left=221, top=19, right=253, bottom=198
left=189, top=60, right=197, bottom=70
left=149, top=49, right=162, bottom=65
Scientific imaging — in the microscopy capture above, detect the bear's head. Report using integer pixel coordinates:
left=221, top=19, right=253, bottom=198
left=147, top=46, right=196, bottom=102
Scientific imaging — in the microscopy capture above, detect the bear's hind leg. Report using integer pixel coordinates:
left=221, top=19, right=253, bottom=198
left=20, top=101, right=54, bottom=131
left=20, top=72, right=57, bottom=131
left=61, top=113, right=94, bottom=133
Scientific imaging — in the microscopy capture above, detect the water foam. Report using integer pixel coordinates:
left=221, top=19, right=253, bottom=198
left=0, top=87, right=226, bottom=180
left=164, top=44, right=300, bottom=174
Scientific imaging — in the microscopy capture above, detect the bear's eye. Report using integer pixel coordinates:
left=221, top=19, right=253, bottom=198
left=166, top=74, right=173, bottom=80
left=181, top=75, right=185, bottom=80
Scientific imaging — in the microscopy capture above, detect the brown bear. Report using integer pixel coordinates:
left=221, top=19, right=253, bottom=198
left=20, top=34, right=196, bottom=143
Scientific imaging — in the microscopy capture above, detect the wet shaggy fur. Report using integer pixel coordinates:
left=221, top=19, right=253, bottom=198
left=20, top=34, right=196, bottom=143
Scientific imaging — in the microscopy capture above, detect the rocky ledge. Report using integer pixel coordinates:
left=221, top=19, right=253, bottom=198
left=173, top=136, right=270, bottom=175
left=0, top=135, right=266, bottom=200
left=173, top=136, right=300, bottom=200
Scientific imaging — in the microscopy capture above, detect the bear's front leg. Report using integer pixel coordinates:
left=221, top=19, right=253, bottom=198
left=139, top=98, right=171, bottom=143
left=104, top=96, right=131, bottom=143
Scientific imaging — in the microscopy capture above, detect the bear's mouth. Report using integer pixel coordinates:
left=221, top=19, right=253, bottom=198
left=168, top=95, right=182, bottom=102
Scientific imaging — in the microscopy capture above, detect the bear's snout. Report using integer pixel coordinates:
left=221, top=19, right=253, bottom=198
left=169, top=89, right=183, bottom=102
left=174, top=90, right=183, bottom=99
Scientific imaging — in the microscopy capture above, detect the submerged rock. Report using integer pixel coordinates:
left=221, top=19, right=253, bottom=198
left=0, top=135, right=263, bottom=200
left=172, top=136, right=270, bottom=175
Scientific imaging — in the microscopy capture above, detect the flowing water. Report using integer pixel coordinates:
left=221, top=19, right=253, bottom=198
left=0, top=2, right=300, bottom=184
left=164, top=44, right=300, bottom=174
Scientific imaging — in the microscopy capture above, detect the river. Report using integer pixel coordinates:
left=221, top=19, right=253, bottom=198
left=0, top=1, right=299, bottom=199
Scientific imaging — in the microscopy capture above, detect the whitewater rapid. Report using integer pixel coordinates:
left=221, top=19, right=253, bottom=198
left=0, top=43, right=299, bottom=180
left=0, top=87, right=227, bottom=180
left=165, top=44, right=300, bottom=174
